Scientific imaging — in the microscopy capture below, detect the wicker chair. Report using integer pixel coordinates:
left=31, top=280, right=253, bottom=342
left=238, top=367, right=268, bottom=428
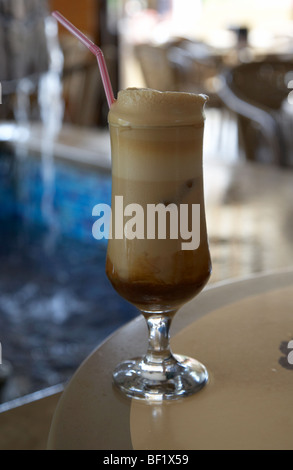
left=218, top=60, right=293, bottom=166
left=134, top=42, right=180, bottom=92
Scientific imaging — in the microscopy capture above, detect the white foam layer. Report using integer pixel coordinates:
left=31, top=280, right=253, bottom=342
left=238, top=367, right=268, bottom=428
left=108, top=88, right=207, bottom=127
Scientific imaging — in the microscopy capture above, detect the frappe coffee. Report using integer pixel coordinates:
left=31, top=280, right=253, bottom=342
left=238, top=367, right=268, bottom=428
left=106, top=88, right=211, bottom=313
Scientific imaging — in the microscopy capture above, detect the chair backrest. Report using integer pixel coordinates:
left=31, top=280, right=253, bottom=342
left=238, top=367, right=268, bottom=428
left=60, top=35, right=103, bottom=127
left=218, top=60, right=293, bottom=165
left=134, top=43, right=179, bottom=91
left=226, top=60, right=293, bottom=110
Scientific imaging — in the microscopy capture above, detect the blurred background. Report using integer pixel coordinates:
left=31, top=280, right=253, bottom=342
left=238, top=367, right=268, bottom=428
left=0, top=0, right=293, bottom=406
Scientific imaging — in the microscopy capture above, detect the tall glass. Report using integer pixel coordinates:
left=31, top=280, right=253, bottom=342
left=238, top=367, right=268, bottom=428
left=106, top=88, right=211, bottom=401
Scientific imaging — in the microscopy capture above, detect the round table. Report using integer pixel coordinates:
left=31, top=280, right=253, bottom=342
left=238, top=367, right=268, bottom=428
left=48, top=268, right=293, bottom=450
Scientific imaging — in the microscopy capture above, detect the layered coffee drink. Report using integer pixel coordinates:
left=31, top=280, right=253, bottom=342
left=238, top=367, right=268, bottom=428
left=106, top=88, right=211, bottom=314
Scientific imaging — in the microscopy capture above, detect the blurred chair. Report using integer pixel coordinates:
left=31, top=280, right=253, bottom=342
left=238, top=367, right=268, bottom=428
left=60, top=35, right=105, bottom=127
left=135, top=39, right=224, bottom=107
left=167, top=39, right=224, bottom=109
left=134, top=42, right=180, bottom=91
left=218, top=60, right=293, bottom=166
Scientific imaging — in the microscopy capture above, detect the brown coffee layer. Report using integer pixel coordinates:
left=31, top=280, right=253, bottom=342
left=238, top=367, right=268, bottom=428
left=106, top=254, right=211, bottom=313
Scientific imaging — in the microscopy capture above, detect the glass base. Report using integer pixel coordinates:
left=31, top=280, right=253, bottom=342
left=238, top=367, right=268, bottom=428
left=113, top=354, right=209, bottom=401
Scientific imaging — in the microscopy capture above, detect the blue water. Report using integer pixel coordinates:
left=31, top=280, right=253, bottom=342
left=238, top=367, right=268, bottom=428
left=0, top=150, right=138, bottom=402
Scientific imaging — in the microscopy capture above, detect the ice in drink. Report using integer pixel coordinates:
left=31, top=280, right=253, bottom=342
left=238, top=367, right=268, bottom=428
left=106, top=88, right=211, bottom=313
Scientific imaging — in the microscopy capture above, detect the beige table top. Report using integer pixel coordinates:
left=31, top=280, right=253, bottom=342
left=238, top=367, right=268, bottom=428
left=47, top=268, right=293, bottom=450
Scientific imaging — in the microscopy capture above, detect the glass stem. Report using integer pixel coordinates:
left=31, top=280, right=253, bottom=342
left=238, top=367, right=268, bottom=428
left=142, top=312, right=177, bottom=365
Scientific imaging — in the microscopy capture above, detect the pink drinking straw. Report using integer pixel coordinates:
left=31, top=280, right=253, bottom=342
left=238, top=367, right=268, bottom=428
left=52, top=10, right=116, bottom=108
